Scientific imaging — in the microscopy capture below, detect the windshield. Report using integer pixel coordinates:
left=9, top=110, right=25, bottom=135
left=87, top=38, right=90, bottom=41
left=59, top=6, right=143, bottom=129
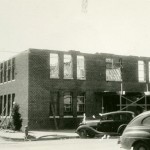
left=101, top=113, right=133, bottom=121
left=85, top=112, right=134, bottom=121
left=86, top=115, right=101, bottom=120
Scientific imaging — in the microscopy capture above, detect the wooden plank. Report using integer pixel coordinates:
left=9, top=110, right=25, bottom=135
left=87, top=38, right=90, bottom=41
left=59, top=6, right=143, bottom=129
left=51, top=103, right=58, bottom=130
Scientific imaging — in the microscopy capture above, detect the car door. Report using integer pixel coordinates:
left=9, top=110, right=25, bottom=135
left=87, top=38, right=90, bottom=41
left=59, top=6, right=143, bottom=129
left=113, top=114, right=123, bottom=132
left=113, top=113, right=132, bottom=132
left=97, top=114, right=114, bottom=132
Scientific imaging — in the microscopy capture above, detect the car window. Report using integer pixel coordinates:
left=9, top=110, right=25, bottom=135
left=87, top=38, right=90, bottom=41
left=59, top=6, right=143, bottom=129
left=120, top=113, right=133, bottom=121
left=86, top=115, right=100, bottom=120
left=101, top=116, right=107, bottom=120
left=100, top=115, right=113, bottom=120
left=142, top=116, right=150, bottom=126
left=106, top=115, right=113, bottom=120
left=114, top=114, right=120, bottom=120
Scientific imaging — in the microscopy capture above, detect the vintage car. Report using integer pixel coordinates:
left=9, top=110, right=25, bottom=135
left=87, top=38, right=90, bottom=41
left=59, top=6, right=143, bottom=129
left=120, top=111, right=150, bottom=150
left=76, top=111, right=134, bottom=138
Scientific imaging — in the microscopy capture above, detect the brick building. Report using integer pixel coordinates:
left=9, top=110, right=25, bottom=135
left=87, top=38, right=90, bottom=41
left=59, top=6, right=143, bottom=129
left=0, top=49, right=150, bottom=129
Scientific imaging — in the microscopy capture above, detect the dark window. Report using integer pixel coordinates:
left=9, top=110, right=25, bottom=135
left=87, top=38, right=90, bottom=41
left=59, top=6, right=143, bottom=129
left=138, top=61, right=146, bottom=82
left=106, top=58, right=122, bottom=81
left=12, top=58, right=15, bottom=80
left=142, top=116, right=150, bottom=126
left=77, top=93, right=85, bottom=114
left=8, top=60, right=11, bottom=81
left=77, top=56, right=86, bottom=79
left=0, top=93, right=15, bottom=117
left=7, top=94, right=11, bottom=116
left=64, top=55, right=73, bottom=79
left=4, top=62, right=7, bottom=82
left=50, top=53, right=59, bottom=78
left=4, top=95, right=7, bottom=116
left=0, top=96, right=3, bottom=115
left=0, top=63, right=3, bottom=83
left=64, top=92, right=72, bottom=115
left=12, top=93, right=15, bottom=108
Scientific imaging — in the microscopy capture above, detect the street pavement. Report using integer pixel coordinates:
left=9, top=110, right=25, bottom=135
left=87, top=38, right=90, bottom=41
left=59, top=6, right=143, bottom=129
left=0, top=128, right=120, bottom=147
left=0, top=138, right=122, bottom=150
left=0, top=130, right=122, bottom=150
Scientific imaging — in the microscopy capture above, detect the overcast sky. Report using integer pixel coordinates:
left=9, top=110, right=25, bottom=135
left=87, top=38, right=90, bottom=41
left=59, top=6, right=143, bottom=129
left=0, top=0, right=150, bottom=61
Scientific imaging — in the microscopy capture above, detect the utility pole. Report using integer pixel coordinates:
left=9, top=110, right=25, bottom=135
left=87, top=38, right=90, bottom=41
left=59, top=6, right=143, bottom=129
left=119, top=58, right=123, bottom=110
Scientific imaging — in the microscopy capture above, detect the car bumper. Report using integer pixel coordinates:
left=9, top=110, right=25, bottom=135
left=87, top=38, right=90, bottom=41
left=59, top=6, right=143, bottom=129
left=118, top=136, right=133, bottom=150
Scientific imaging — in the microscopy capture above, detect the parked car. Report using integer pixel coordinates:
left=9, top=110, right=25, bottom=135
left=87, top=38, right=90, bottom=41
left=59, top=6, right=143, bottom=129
left=120, top=111, right=150, bottom=150
left=76, top=111, right=134, bottom=138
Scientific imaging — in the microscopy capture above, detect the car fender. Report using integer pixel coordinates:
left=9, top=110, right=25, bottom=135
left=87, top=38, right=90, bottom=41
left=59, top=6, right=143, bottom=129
left=117, top=124, right=127, bottom=135
left=120, top=111, right=150, bottom=149
left=124, top=130, right=150, bottom=138
left=76, top=125, right=104, bottom=136
left=121, top=129, right=150, bottom=149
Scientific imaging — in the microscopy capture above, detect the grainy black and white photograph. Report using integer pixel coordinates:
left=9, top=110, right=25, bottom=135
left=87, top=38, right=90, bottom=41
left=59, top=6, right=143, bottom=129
left=0, top=0, right=150, bottom=150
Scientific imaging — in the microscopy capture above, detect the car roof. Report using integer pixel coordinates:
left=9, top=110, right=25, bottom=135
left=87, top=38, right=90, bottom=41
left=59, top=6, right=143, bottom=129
left=131, top=110, right=150, bottom=120
left=137, top=110, right=150, bottom=117
left=127, top=111, right=150, bottom=126
left=100, top=111, right=134, bottom=116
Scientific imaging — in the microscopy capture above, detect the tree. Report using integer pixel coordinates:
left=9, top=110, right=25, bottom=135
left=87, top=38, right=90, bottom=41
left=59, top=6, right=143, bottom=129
left=12, top=103, right=22, bottom=131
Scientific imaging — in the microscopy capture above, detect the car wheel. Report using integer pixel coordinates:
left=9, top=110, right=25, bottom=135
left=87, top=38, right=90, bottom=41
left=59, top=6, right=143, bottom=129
left=88, top=132, right=95, bottom=138
left=78, top=129, right=88, bottom=138
left=133, top=142, right=149, bottom=150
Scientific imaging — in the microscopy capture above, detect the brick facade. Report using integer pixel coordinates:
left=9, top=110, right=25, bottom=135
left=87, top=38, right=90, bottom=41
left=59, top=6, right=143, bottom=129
left=1, top=49, right=150, bottom=130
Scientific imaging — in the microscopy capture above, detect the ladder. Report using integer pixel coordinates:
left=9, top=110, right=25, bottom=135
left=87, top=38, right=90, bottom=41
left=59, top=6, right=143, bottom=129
left=0, top=106, right=8, bottom=129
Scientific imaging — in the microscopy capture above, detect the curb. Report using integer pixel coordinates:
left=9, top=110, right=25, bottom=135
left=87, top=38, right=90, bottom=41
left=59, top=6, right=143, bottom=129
left=0, top=134, right=79, bottom=142
left=36, top=135, right=79, bottom=141
left=0, top=136, right=26, bottom=142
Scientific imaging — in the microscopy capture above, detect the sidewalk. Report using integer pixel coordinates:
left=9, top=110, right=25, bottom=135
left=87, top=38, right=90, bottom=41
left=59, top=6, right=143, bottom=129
left=0, top=129, right=79, bottom=141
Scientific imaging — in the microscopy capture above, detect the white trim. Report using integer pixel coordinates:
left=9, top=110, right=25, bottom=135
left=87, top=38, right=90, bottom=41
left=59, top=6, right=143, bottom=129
left=77, top=115, right=84, bottom=118
left=64, top=116, right=73, bottom=118
left=144, top=92, right=150, bottom=96
left=49, top=116, right=74, bottom=118
left=139, top=81, right=146, bottom=83
left=63, top=77, right=74, bottom=80
left=0, top=116, right=11, bottom=118
left=49, top=116, right=60, bottom=118
left=50, top=77, right=59, bottom=79
left=77, top=78, right=86, bottom=80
